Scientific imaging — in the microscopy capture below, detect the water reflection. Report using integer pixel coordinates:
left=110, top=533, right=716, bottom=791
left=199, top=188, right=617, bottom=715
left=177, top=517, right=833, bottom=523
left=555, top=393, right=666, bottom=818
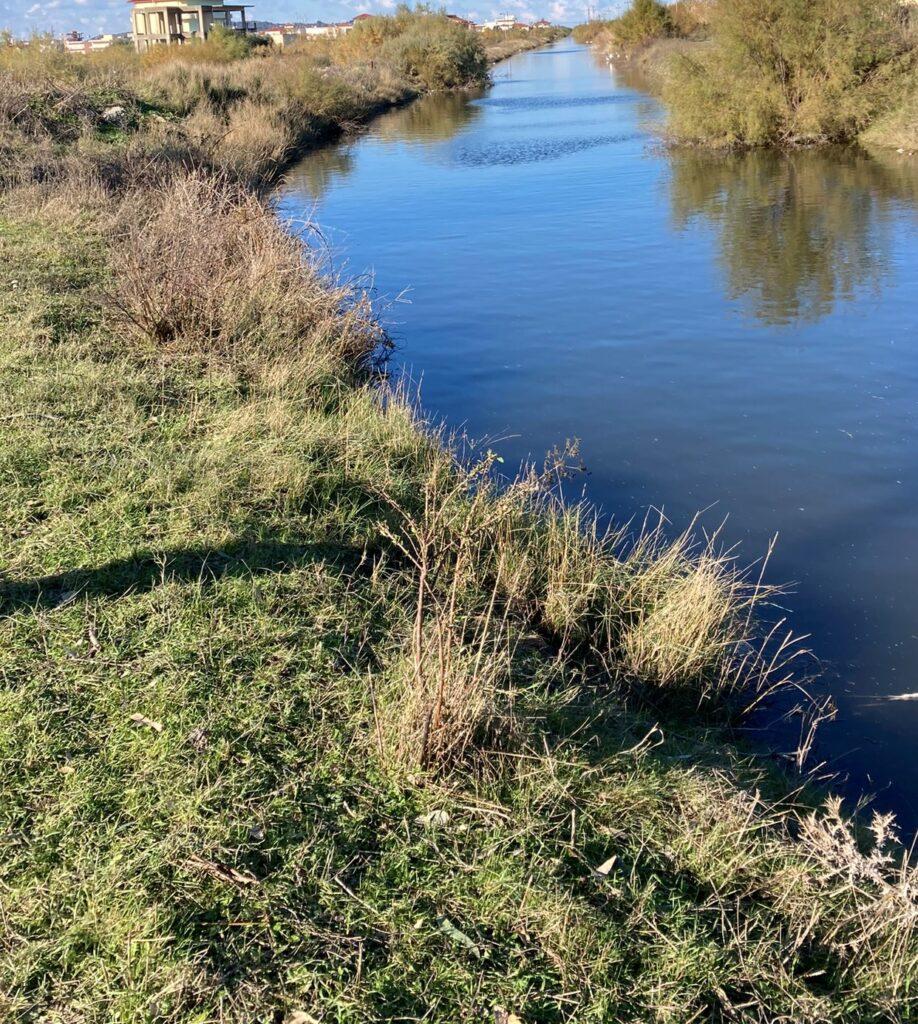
left=669, top=148, right=918, bottom=324
left=375, top=90, right=484, bottom=145
left=286, top=91, right=485, bottom=201
left=284, top=147, right=354, bottom=201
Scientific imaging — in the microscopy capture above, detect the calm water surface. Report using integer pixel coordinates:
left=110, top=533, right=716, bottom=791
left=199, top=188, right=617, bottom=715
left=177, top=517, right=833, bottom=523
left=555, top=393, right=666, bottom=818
left=280, top=42, right=918, bottom=828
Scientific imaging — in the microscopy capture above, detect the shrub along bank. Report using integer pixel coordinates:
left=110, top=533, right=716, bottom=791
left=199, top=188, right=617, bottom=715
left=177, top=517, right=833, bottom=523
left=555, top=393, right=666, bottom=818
left=0, top=14, right=916, bottom=1024
left=572, top=0, right=709, bottom=56
left=575, top=0, right=918, bottom=150
left=0, top=13, right=565, bottom=190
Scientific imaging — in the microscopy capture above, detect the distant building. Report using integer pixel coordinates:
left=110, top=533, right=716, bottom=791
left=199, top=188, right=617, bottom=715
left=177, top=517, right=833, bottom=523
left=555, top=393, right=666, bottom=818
left=262, top=29, right=298, bottom=46
left=301, top=20, right=351, bottom=37
left=63, top=31, right=131, bottom=54
left=532, top=19, right=552, bottom=29
left=258, top=13, right=373, bottom=42
left=478, top=13, right=525, bottom=31
left=128, top=1, right=252, bottom=51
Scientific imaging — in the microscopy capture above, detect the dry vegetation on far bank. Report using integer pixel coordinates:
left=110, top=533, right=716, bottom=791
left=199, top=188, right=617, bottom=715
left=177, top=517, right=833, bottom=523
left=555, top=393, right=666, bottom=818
left=575, top=0, right=918, bottom=151
left=0, top=13, right=566, bottom=191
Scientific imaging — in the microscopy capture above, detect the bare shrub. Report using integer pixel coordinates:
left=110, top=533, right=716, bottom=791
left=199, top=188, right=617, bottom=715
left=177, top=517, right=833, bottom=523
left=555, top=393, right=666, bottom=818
left=104, top=172, right=386, bottom=372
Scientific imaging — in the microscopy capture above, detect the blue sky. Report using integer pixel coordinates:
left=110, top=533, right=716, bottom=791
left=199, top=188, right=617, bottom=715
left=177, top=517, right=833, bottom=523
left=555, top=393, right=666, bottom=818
left=0, top=0, right=606, bottom=39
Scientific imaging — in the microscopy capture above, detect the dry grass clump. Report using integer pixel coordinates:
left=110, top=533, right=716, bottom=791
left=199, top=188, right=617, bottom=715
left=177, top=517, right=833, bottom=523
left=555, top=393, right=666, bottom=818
left=104, top=173, right=386, bottom=371
left=380, top=614, right=518, bottom=772
left=373, top=453, right=529, bottom=772
left=369, top=439, right=798, bottom=777
left=796, top=798, right=918, bottom=983
left=138, top=60, right=250, bottom=116
left=218, top=99, right=297, bottom=181
left=654, top=770, right=918, bottom=1014
left=616, top=538, right=754, bottom=694
left=485, top=470, right=797, bottom=708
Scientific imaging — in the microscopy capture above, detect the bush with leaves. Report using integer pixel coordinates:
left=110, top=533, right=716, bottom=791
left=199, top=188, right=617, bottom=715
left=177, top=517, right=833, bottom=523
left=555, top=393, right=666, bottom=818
left=665, top=0, right=917, bottom=148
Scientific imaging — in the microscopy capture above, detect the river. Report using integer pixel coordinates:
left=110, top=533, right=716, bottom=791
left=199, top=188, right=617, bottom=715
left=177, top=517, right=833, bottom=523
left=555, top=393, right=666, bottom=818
left=279, top=41, right=918, bottom=830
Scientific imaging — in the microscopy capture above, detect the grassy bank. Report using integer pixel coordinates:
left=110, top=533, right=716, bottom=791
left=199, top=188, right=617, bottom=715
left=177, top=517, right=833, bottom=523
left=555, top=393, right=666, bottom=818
left=1, top=19, right=917, bottom=1024
left=575, top=0, right=918, bottom=151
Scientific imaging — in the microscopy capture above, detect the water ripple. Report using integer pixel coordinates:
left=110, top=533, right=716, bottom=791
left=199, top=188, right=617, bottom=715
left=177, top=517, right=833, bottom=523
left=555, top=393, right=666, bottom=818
left=473, top=94, right=638, bottom=111
left=450, top=133, right=642, bottom=166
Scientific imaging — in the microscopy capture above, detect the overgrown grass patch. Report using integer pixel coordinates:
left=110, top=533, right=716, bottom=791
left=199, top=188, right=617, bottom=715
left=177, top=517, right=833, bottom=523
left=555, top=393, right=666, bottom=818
left=1, top=192, right=917, bottom=1021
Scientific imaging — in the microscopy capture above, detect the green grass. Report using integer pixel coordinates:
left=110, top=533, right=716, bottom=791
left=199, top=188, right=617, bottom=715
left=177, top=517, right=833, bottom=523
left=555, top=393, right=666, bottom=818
left=1, top=190, right=917, bottom=1023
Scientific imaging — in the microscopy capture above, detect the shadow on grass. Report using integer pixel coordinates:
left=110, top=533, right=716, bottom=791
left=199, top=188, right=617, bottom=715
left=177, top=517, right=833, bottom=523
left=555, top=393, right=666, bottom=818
left=0, top=536, right=365, bottom=613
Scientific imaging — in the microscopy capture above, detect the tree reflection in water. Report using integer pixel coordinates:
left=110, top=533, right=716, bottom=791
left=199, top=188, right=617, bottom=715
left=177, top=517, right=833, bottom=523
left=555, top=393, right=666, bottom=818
left=284, top=147, right=355, bottom=203
left=375, top=89, right=485, bottom=145
left=285, top=90, right=484, bottom=201
left=668, top=147, right=918, bottom=324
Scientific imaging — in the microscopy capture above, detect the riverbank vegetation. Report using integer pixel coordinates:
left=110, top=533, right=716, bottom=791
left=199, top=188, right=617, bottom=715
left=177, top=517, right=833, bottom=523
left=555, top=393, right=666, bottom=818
left=0, top=10, right=562, bottom=190
left=572, top=0, right=709, bottom=54
left=665, top=0, right=917, bottom=148
left=1, top=16, right=917, bottom=1024
left=576, top=0, right=918, bottom=151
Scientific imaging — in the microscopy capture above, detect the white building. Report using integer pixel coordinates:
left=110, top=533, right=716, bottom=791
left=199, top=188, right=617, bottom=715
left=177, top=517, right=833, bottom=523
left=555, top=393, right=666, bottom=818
left=63, top=31, right=131, bottom=53
left=479, top=13, right=526, bottom=31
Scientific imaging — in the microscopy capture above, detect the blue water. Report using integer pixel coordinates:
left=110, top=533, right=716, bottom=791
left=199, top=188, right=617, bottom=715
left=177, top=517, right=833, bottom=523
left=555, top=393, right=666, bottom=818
left=280, top=42, right=918, bottom=829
